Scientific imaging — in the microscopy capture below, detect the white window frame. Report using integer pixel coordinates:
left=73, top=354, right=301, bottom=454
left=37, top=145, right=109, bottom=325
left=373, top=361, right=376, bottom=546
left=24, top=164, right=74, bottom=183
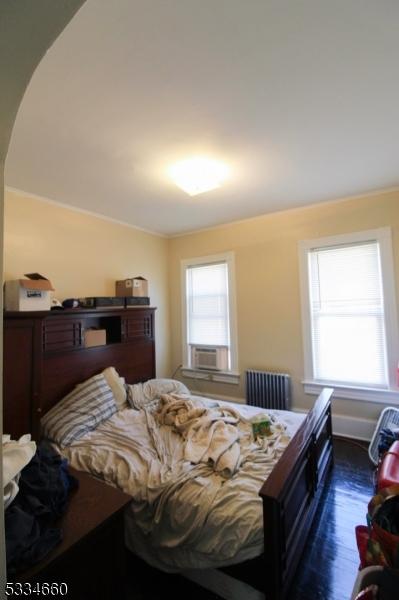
left=180, top=251, right=239, bottom=384
left=299, top=227, right=399, bottom=404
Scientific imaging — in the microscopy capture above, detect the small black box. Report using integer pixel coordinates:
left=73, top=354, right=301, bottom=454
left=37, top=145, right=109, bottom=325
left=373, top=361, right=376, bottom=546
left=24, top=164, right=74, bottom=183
left=79, top=297, right=125, bottom=309
left=125, top=296, right=150, bottom=307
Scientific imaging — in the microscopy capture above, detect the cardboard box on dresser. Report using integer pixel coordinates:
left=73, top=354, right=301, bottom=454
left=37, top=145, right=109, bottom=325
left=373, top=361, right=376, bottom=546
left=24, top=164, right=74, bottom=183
left=4, top=273, right=54, bottom=311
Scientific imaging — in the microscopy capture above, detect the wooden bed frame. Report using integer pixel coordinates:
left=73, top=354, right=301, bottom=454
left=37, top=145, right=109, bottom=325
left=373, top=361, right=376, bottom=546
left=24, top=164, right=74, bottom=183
left=3, top=309, right=334, bottom=600
left=220, top=387, right=333, bottom=600
left=260, top=387, right=333, bottom=599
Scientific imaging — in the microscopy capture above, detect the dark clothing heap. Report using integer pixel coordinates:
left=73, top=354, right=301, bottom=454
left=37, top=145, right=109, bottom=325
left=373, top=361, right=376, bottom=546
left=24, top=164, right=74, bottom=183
left=5, top=442, right=78, bottom=575
left=378, top=428, right=399, bottom=457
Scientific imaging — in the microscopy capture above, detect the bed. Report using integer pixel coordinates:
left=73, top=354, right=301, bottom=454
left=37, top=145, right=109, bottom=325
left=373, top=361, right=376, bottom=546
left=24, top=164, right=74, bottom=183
left=41, top=374, right=333, bottom=600
left=53, top=389, right=304, bottom=571
left=3, top=309, right=334, bottom=598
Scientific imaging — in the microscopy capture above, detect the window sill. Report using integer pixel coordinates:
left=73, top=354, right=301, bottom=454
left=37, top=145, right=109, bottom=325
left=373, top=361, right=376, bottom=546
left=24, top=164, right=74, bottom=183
left=181, top=367, right=240, bottom=385
left=303, top=380, right=399, bottom=404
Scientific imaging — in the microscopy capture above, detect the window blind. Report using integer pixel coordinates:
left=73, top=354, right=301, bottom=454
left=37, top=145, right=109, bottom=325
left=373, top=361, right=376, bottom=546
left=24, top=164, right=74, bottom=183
left=309, top=241, right=388, bottom=387
left=186, top=261, right=230, bottom=347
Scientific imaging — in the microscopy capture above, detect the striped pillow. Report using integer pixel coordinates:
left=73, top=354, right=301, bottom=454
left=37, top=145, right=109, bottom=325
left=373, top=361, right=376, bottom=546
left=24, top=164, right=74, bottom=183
left=41, top=373, right=117, bottom=447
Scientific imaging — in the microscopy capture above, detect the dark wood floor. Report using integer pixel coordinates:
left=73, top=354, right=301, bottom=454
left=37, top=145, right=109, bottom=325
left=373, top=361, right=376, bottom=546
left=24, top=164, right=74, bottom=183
left=127, top=437, right=374, bottom=599
left=287, top=437, right=373, bottom=600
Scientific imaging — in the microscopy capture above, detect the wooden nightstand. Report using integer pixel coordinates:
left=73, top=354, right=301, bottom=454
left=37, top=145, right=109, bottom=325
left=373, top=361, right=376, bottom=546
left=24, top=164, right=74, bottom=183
left=15, top=468, right=131, bottom=600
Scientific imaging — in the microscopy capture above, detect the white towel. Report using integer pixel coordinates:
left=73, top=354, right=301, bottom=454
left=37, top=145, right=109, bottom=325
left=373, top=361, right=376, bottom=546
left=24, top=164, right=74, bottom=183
left=3, top=434, right=36, bottom=508
left=157, top=394, right=243, bottom=477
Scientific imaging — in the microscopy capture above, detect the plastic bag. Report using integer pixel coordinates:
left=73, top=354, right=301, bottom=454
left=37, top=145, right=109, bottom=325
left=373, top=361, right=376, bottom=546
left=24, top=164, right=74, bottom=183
left=250, top=414, right=271, bottom=438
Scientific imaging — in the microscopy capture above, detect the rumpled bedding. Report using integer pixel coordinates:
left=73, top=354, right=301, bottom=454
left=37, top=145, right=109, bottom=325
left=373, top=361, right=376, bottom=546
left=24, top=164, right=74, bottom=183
left=157, top=393, right=285, bottom=479
left=127, top=378, right=190, bottom=410
left=58, top=394, right=305, bottom=571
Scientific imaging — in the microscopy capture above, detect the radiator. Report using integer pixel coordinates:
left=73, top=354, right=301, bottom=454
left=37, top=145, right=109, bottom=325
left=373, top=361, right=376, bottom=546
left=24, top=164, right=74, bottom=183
left=245, top=370, right=291, bottom=410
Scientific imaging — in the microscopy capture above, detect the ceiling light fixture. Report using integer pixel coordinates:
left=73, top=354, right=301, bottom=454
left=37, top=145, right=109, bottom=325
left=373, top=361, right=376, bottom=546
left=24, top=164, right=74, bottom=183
left=168, top=156, right=230, bottom=196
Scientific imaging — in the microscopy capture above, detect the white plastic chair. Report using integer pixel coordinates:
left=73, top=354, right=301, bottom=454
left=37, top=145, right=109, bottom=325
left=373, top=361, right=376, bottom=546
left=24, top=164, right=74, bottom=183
left=368, top=406, right=399, bottom=466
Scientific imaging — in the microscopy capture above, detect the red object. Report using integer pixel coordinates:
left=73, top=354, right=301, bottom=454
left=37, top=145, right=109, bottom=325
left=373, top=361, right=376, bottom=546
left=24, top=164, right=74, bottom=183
left=377, top=441, right=399, bottom=490
left=355, top=526, right=370, bottom=568
left=355, top=525, right=389, bottom=568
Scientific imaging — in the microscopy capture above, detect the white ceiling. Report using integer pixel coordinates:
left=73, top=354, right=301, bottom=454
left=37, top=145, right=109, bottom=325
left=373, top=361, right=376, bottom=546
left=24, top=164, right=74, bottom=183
left=5, top=0, right=399, bottom=236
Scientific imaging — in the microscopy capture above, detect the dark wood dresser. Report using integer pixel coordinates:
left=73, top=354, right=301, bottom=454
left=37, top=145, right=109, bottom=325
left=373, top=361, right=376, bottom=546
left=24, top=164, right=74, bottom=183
left=3, top=307, right=156, bottom=439
left=14, top=469, right=132, bottom=600
left=3, top=307, right=155, bottom=598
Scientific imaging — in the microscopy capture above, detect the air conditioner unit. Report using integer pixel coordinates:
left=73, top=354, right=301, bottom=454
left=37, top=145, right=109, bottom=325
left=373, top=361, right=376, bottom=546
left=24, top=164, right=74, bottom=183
left=190, top=345, right=229, bottom=371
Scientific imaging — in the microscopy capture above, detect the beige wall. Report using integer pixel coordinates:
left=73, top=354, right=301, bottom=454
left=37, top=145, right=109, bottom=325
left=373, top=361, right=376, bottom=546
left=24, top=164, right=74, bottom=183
left=4, top=189, right=171, bottom=378
left=169, top=191, right=399, bottom=431
left=4, top=188, right=399, bottom=435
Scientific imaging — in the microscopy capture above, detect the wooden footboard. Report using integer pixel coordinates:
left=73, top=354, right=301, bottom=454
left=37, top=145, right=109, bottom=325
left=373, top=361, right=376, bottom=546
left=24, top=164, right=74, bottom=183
left=259, top=388, right=334, bottom=600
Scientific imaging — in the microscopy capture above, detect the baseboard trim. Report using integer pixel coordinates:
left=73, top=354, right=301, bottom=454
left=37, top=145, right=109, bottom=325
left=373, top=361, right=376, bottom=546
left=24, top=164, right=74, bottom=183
left=331, top=412, right=375, bottom=441
left=295, top=408, right=375, bottom=441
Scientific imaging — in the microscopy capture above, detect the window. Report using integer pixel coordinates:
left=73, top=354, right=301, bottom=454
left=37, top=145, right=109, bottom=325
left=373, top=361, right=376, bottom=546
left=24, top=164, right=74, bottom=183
left=299, top=228, right=399, bottom=402
left=181, top=252, right=238, bottom=382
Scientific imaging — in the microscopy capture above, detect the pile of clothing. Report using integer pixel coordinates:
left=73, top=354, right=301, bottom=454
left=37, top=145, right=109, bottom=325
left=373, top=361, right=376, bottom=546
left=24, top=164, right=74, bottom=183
left=3, top=434, right=78, bottom=575
left=378, top=428, right=399, bottom=458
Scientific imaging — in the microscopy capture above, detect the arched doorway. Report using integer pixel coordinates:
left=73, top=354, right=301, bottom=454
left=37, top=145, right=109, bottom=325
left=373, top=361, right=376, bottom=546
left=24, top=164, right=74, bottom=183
left=0, top=1, right=85, bottom=589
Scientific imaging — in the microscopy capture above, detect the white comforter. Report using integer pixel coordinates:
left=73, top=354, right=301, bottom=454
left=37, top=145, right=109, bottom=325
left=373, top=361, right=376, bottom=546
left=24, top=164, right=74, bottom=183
left=60, top=395, right=305, bottom=571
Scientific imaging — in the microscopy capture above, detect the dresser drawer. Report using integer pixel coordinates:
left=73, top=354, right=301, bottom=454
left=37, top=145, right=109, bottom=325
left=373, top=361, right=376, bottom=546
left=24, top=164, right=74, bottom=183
left=43, top=319, right=83, bottom=352
left=122, top=312, right=153, bottom=341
